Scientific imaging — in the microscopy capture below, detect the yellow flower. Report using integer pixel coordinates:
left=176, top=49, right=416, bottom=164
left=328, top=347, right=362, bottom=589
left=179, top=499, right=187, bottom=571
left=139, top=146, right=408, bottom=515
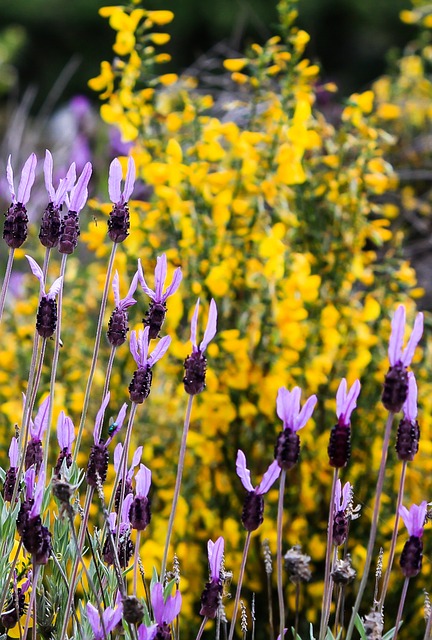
left=150, top=33, right=171, bottom=45
left=147, top=10, right=175, bottom=25
left=158, top=73, right=178, bottom=86
left=223, top=58, right=248, bottom=72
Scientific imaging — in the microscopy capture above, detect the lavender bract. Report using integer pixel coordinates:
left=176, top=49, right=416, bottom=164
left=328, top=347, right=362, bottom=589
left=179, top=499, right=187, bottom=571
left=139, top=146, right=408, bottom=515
left=399, top=501, right=428, bottom=577
left=107, top=156, right=135, bottom=243
left=58, top=161, right=92, bottom=254
left=396, top=372, right=420, bottom=462
left=200, top=536, right=224, bottom=618
left=236, top=450, right=281, bottom=531
left=274, top=386, right=317, bottom=470
left=39, top=150, right=76, bottom=248
left=128, top=327, right=171, bottom=403
left=107, top=270, right=138, bottom=347
left=3, top=153, right=37, bottom=249
left=183, top=298, right=217, bottom=395
left=328, top=378, right=361, bottom=468
left=138, top=254, right=182, bottom=339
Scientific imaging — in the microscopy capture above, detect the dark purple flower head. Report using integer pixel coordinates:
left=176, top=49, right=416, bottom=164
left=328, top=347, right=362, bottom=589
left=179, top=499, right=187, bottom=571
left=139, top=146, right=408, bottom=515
left=138, top=254, right=182, bottom=305
left=402, top=372, right=418, bottom=423
left=59, top=162, right=92, bottom=254
left=103, top=494, right=134, bottom=567
left=236, top=450, right=281, bottom=495
left=332, top=479, right=352, bottom=546
left=3, top=437, right=19, bottom=501
left=399, top=501, right=427, bottom=538
left=87, top=601, right=123, bottom=640
left=151, top=582, right=182, bottom=627
left=6, top=153, right=37, bottom=206
left=109, top=156, right=135, bottom=206
left=396, top=372, right=420, bottom=462
left=44, top=150, right=76, bottom=209
left=26, top=255, right=63, bottom=338
left=388, top=305, right=424, bottom=368
left=336, top=379, right=361, bottom=427
left=130, top=327, right=171, bottom=370
left=190, top=298, right=217, bottom=355
left=183, top=299, right=217, bottom=395
left=200, top=537, right=224, bottom=618
left=107, top=271, right=139, bottom=346
left=25, top=396, right=50, bottom=472
left=276, top=386, right=317, bottom=433
left=135, top=463, right=151, bottom=499
left=129, top=463, right=152, bottom=530
left=87, top=394, right=127, bottom=488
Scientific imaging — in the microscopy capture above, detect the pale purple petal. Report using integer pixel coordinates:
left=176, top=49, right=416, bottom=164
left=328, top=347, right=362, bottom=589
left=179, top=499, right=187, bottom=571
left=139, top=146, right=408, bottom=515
left=25, top=255, right=44, bottom=295
left=108, top=158, right=122, bottom=203
left=200, top=299, right=217, bottom=353
left=256, top=460, right=281, bottom=495
left=94, top=392, right=110, bottom=443
left=154, top=254, right=167, bottom=302
left=148, top=335, right=171, bottom=368
left=190, top=299, right=200, bottom=350
left=24, top=468, right=35, bottom=500
left=162, top=267, right=183, bottom=302
left=334, top=478, right=342, bottom=513
left=138, top=259, right=156, bottom=300
left=336, top=379, right=361, bottom=424
left=69, top=162, right=92, bottom=213
left=17, top=153, right=37, bottom=205
left=295, top=394, right=317, bottom=431
left=123, top=156, right=136, bottom=201
left=44, top=150, right=55, bottom=201
left=54, top=162, right=76, bottom=208
left=57, top=411, right=75, bottom=450
left=136, top=463, right=151, bottom=498
left=151, top=582, right=165, bottom=625
left=388, top=305, right=405, bottom=366
left=108, top=512, right=117, bottom=531
left=109, top=402, right=128, bottom=438
left=128, top=445, right=143, bottom=481
left=209, top=536, right=224, bottom=582
left=105, top=603, right=124, bottom=635
left=403, top=372, right=418, bottom=422
left=341, top=481, right=352, bottom=511
left=399, top=501, right=427, bottom=537
left=112, top=271, right=121, bottom=307
left=47, top=276, right=63, bottom=300
left=86, top=602, right=101, bottom=638
left=32, top=396, right=50, bottom=439
left=276, top=387, right=290, bottom=424
left=114, top=443, right=123, bottom=475
left=401, top=312, right=424, bottom=367
left=162, top=590, right=182, bottom=624
left=6, top=156, right=15, bottom=202
left=30, top=467, right=45, bottom=517
left=130, top=330, right=140, bottom=366
left=236, top=449, right=254, bottom=492
left=8, top=437, right=19, bottom=467
left=137, top=623, right=158, bottom=640
left=125, top=271, right=139, bottom=302
left=335, top=379, right=347, bottom=417
left=119, top=271, right=138, bottom=310
left=138, top=328, right=150, bottom=367
left=121, top=492, right=133, bottom=524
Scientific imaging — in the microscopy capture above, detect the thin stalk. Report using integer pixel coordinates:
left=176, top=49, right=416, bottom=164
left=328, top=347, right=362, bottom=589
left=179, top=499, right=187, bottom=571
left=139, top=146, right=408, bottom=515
left=73, top=243, right=117, bottom=460
left=423, top=603, right=432, bottom=640
left=294, top=582, right=300, bottom=639
left=50, top=552, right=84, bottom=636
left=102, top=345, right=116, bottom=400
left=195, top=617, right=208, bottom=640
left=378, top=461, right=407, bottom=608
left=319, top=469, right=338, bottom=640
left=0, top=247, right=15, bottom=322
left=393, top=576, right=409, bottom=640
left=266, top=570, right=274, bottom=640
left=345, top=411, right=395, bottom=640
left=161, top=394, right=194, bottom=579
left=227, top=531, right=252, bottom=640
left=334, top=585, right=343, bottom=636
left=276, top=468, right=287, bottom=640
left=22, top=562, right=41, bottom=640
left=133, top=530, right=141, bottom=596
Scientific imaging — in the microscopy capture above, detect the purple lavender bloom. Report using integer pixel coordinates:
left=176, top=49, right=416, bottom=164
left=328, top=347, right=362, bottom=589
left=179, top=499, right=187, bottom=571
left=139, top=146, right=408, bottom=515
left=17, top=468, right=36, bottom=536
left=107, top=270, right=138, bottom=347
left=396, top=372, right=420, bottom=461
left=128, top=327, right=171, bottom=403
left=151, top=582, right=182, bottom=638
left=40, top=150, right=76, bottom=248
left=87, top=600, right=124, bottom=640
left=200, top=536, right=224, bottom=618
left=274, top=386, right=317, bottom=470
left=129, top=463, right=152, bottom=531
left=399, top=501, right=428, bottom=577
left=54, top=411, right=75, bottom=475
left=103, top=493, right=134, bottom=568
left=382, top=305, right=424, bottom=413
left=26, top=255, right=63, bottom=338
left=332, top=479, right=352, bottom=546
left=3, top=436, right=19, bottom=502
left=137, top=624, right=158, bottom=640
left=22, top=468, right=52, bottom=564
left=113, top=442, right=142, bottom=511
left=138, top=254, right=182, bottom=339
left=25, top=396, right=50, bottom=473
left=86, top=393, right=127, bottom=487
left=3, top=153, right=37, bottom=248
left=1, top=571, right=31, bottom=629
left=183, top=298, right=217, bottom=395
left=108, top=156, right=135, bottom=243
left=236, top=450, right=281, bottom=531
left=328, top=379, right=361, bottom=468
left=59, top=161, right=92, bottom=254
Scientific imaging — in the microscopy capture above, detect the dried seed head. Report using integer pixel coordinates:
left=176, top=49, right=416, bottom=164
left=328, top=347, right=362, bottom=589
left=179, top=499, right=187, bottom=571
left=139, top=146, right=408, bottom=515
left=284, top=545, right=312, bottom=584
left=183, top=350, right=207, bottom=395
left=3, top=203, right=28, bottom=248
left=382, top=363, right=409, bottom=413
left=114, top=478, right=133, bottom=512
left=328, top=422, right=351, bottom=468
left=274, top=428, right=300, bottom=469
left=424, top=590, right=431, bottom=622
left=36, top=296, right=58, bottom=338
left=39, top=203, right=61, bottom=248
left=128, top=366, right=153, bottom=404
left=52, top=478, right=74, bottom=505
left=396, top=418, right=420, bottom=461
left=262, top=538, right=273, bottom=574
left=331, top=555, right=356, bottom=585
left=363, top=609, right=384, bottom=640
left=240, top=601, right=248, bottom=633
left=241, top=491, right=264, bottom=532
left=16, top=499, right=33, bottom=536
left=123, top=596, right=144, bottom=625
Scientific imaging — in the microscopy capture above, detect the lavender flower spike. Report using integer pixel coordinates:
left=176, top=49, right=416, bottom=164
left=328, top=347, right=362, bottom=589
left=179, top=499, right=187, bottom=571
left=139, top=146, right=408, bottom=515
left=25, top=396, right=50, bottom=473
left=87, top=601, right=124, bottom=640
left=3, top=153, right=37, bottom=248
left=108, top=156, right=135, bottom=243
left=138, top=254, right=183, bottom=339
left=103, top=493, right=134, bottom=568
left=333, top=479, right=352, bottom=546
left=382, top=305, right=424, bottom=413
left=399, top=500, right=428, bottom=577
left=236, top=450, right=281, bottom=531
left=274, top=386, right=317, bottom=470
left=22, top=467, right=52, bottom=565
left=113, top=443, right=142, bottom=511
left=59, top=161, right=92, bottom=254
left=3, top=437, right=19, bottom=502
left=183, top=298, right=217, bottom=395
left=151, top=582, right=182, bottom=632
left=129, top=463, right=152, bottom=531
left=137, top=624, right=158, bottom=640
left=107, top=270, right=139, bottom=347
left=26, top=255, right=63, bottom=338
left=128, top=326, right=171, bottom=403
left=200, top=536, right=225, bottom=618
left=396, top=372, right=420, bottom=461
left=40, top=150, right=76, bottom=248
left=328, top=378, right=360, bottom=468
left=336, top=379, right=361, bottom=426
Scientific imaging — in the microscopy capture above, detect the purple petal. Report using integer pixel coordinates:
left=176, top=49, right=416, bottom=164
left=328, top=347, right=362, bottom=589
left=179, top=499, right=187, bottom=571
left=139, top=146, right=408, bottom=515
left=6, top=156, right=15, bottom=202
left=114, top=443, right=123, bottom=475
left=108, top=158, right=122, bottom=204
left=69, top=162, right=92, bottom=213
left=401, top=312, right=424, bottom=367
left=128, top=445, right=143, bottom=480
left=388, top=305, right=405, bottom=366
left=295, top=394, right=317, bottom=431
left=8, top=436, right=18, bottom=467
left=30, top=467, right=45, bottom=518
left=163, top=590, right=182, bottom=624
left=44, top=150, right=55, bottom=201
left=257, top=459, right=281, bottom=495
left=138, top=259, right=155, bottom=299
left=24, top=468, right=35, bottom=500
left=190, top=299, right=200, bottom=349
left=151, top=582, right=165, bottom=625
left=137, top=624, right=158, bottom=640
left=86, top=602, right=101, bottom=637
left=112, top=402, right=128, bottom=435
left=337, top=379, right=361, bottom=423
left=123, top=156, right=136, bottom=201
left=136, top=463, right=151, bottom=498
left=112, top=271, right=120, bottom=307
left=47, top=276, right=63, bottom=300
left=276, top=387, right=290, bottom=424
left=209, top=536, right=224, bottom=582
left=125, top=271, right=139, bottom=301
left=162, top=267, right=183, bottom=302
left=130, top=330, right=140, bottom=366
left=403, top=372, right=418, bottom=422
left=17, top=153, right=37, bottom=205
left=138, top=327, right=150, bottom=367
left=33, top=396, right=50, bottom=439
left=334, top=478, right=342, bottom=512
left=94, top=392, right=110, bottom=443
left=105, top=603, right=124, bottom=635
left=54, top=162, right=76, bottom=208
left=154, top=254, right=167, bottom=302
left=200, top=299, right=217, bottom=353
left=57, top=411, right=75, bottom=450
left=341, top=481, right=352, bottom=511
left=399, top=501, right=427, bottom=537
left=119, top=271, right=139, bottom=310
left=235, top=449, right=254, bottom=492
left=335, top=379, right=347, bottom=418
left=147, top=335, right=171, bottom=368
left=25, top=255, right=44, bottom=294
left=121, top=492, right=133, bottom=524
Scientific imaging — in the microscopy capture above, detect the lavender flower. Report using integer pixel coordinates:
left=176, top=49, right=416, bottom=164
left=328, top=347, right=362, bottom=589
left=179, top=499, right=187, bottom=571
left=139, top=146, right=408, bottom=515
left=108, top=156, right=135, bottom=242
left=103, top=494, right=134, bottom=568
left=236, top=450, right=281, bottom=531
left=87, top=600, right=123, bottom=640
left=54, top=411, right=75, bottom=475
left=128, top=327, right=171, bottom=403
left=129, top=463, right=152, bottom=530
left=107, top=270, right=138, bottom=347
left=396, top=372, right=420, bottom=461
left=3, top=436, right=19, bottom=502
left=113, top=443, right=142, bottom=511
left=274, top=386, right=317, bottom=469
left=333, top=479, right=352, bottom=546
left=58, top=161, right=92, bottom=254
left=200, top=536, right=224, bottom=618
left=16, top=468, right=36, bottom=536
left=382, top=305, right=423, bottom=413
left=22, top=468, right=52, bottom=564
left=328, top=378, right=361, bottom=468
left=1, top=572, right=31, bottom=630
left=183, top=298, right=217, bottom=395
left=151, top=581, right=182, bottom=639
left=3, top=153, right=37, bottom=248
left=25, top=396, right=50, bottom=473
left=86, top=393, right=127, bottom=487
left=137, top=623, right=158, bottom=640
left=26, top=255, right=63, bottom=338
left=39, top=150, right=76, bottom=248
left=138, top=254, right=182, bottom=339
left=399, top=501, right=428, bottom=577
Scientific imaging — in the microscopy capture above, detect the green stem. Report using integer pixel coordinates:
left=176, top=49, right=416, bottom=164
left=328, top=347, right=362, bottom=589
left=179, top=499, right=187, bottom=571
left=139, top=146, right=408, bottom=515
left=319, top=468, right=338, bottom=640
left=228, top=531, right=252, bottom=640
left=393, top=576, right=409, bottom=640
left=276, top=469, right=286, bottom=640
left=0, top=247, right=15, bottom=322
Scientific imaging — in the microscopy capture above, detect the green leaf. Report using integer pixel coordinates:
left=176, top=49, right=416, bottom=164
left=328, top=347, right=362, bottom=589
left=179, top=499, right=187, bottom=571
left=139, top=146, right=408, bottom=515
left=354, top=613, right=368, bottom=640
